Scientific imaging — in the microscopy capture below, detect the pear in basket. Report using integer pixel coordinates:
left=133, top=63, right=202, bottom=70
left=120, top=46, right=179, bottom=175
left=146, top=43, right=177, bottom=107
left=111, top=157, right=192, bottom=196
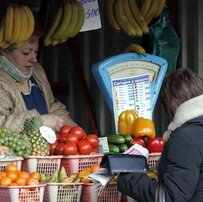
left=48, top=170, right=59, bottom=183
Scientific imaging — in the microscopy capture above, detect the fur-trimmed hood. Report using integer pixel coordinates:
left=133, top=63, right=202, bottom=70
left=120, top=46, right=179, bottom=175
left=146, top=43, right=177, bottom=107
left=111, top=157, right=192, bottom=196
left=168, top=94, right=203, bottom=131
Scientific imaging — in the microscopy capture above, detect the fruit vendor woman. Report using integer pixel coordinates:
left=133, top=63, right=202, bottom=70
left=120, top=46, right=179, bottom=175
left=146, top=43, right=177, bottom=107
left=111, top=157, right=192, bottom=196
left=0, top=23, right=77, bottom=133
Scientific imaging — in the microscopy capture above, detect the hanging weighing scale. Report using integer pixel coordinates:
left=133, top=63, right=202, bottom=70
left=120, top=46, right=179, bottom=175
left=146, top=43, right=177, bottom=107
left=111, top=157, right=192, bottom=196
left=92, top=53, right=168, bottom=131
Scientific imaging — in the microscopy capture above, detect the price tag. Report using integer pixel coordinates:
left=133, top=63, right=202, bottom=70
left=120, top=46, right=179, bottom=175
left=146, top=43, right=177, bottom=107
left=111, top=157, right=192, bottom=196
left=98, top=137, right=109, bottom=153
left=79, top=0, right=101, bottom=31
left=39, top=126, right=56, bottom=144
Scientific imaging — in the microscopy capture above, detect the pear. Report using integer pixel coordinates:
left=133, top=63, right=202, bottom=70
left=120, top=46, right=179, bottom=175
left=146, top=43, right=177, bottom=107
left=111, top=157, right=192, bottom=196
left=40, top=173, right=48, bottom=183
left=48, top=170, right=59, bottom=183
left=58, top=166, right=68, bottom=183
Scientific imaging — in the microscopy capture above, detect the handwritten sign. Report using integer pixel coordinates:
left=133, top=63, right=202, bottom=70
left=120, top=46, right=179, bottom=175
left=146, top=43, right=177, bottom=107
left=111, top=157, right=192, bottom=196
left=79, top=0, right=101, bottom=31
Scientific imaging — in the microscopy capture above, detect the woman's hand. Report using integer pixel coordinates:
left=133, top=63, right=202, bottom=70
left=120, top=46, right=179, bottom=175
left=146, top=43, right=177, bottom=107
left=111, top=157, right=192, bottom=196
left=41, top=114, right=64, bottom=132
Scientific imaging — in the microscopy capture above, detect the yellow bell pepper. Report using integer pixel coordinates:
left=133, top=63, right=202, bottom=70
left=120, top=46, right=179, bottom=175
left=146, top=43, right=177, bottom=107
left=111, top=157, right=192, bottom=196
left=133, top=117, right=156, bottom=139
left=118, top=110, right=139, bottom=135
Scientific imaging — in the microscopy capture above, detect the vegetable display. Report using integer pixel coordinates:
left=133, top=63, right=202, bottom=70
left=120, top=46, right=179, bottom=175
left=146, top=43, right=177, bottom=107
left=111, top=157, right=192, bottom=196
left=49, top=124, right=100, bottom=155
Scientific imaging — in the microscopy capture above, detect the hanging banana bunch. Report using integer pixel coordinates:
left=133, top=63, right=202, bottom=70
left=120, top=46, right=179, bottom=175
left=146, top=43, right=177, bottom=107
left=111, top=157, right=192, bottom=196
left=0, top=4, right=35, bottom=49
left=43, top=0, right=85, bottom=46
left=106, top=0, right=166, bottom=37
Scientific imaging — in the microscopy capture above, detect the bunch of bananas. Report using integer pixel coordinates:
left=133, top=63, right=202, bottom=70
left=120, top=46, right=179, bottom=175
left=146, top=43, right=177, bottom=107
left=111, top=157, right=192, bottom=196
left=0, top=4, right=35, bottom=49
left=106, top=0, right=166, bottom=37
left=43, top=0, right=85, bottom=46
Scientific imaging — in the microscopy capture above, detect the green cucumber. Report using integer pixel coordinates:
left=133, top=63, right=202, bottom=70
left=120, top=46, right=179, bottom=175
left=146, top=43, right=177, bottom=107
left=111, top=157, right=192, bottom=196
left=118, top=144, right=128, bottom=153
left=121, top=135, right=132, bottom=143
left=107, top=134, right=125, bottom=144
left=108, top=144, right=120, bottom=153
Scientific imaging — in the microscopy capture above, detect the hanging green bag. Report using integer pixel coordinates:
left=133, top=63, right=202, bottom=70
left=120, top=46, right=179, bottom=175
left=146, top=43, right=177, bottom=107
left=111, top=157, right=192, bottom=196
left=150, top=6, right=181, bottom=73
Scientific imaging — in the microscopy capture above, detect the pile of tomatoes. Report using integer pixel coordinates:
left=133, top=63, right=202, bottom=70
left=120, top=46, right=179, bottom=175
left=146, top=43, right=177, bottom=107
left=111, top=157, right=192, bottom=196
left=0, top=164, right=41, bottom=186
left=49, top=125, right=99, bottom=155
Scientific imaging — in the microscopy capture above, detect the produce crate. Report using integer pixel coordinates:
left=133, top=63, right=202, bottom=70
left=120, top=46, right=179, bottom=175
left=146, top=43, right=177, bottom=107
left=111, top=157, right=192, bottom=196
left=44, top=183, right=83, bottom=202
left=0, top=184, right=46, bottom=202
left=22, top=155, right=63, bottom=178
left=81, top=182, right=122, bottom=202
left=61, top=154, right=103, bottom=174
left=0, top=157, right=23, bottom=172
left=148, top=152, right=161, bottom=169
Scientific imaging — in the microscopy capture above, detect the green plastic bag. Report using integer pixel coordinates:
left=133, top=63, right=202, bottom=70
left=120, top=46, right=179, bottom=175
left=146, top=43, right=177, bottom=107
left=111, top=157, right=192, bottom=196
left=150, top=7, right=181, bottom=73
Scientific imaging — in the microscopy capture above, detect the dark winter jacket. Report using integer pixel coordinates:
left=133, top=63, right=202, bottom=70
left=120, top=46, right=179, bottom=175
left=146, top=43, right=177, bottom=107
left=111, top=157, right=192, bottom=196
left=117, top=94, right=203, bottom=202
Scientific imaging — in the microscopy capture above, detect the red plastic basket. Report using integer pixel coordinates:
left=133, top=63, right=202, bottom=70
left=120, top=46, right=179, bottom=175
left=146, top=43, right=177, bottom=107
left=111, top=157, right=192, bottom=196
left=22, top=155, right=63, bottom=178
left=81, top=182, right=121, bottom=202
left=61, top=154, right=103, bottom=174
left=0, top=184, right=46, bottom=202
left=44, top=183, right=83, bottom=202
left=0, top=157, right=23, bottom=172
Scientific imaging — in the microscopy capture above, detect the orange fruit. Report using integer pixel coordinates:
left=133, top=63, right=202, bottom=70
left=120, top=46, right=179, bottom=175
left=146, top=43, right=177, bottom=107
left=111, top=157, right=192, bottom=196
left=30, top=172, right=41, bottom=181
left=0, top=171, right=7, bottom=180
left=5, top=164, right=18, bottom=173
left=15, top=176, right=27, bottom=186
left=26, top=178, right=40, bottom=186
left=90, top=163, right=100, bottom=173
left=6, top=171, right=18, bottom=182
left=0, top=176, right=12, bottom=186
left=10, top=182, right=18, bottom=186
left=17, top=171, right=30, bottom=179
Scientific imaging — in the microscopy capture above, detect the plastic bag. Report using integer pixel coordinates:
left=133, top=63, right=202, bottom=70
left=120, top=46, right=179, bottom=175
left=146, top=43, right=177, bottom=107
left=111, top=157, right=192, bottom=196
left=150, top=6, right=181, bottom=73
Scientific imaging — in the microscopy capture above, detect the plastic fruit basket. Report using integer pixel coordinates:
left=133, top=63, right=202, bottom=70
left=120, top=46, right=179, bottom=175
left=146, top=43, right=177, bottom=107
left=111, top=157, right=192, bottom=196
left=81, top=182, right=121, bottom=202
left=22, top=155, right=63, bottom=178
left=61, top=154, right=103, bottom=174
left=0, top=157, right=23, bottom=172
left=148, top=152, right=161, bottom=169
left=0, top=184, right=46, bottom=202
left=44, top=183, right=83, bottom=202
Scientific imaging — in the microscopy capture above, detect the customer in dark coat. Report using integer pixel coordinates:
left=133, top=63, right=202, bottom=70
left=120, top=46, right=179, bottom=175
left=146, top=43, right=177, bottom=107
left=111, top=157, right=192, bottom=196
left=117, top=68, right=203, bottom=201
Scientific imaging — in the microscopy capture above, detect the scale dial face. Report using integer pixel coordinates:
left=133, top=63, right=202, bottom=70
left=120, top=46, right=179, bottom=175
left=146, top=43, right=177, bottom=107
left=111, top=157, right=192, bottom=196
left=107, top=61, right=160, bottom=82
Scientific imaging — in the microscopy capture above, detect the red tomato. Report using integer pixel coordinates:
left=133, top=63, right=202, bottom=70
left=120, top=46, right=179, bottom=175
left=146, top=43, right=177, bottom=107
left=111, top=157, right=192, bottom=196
left=58, top=133, right=68, bottom=143
left=65, top=133, right=79, bottom=144
left=132, top=137, right=146, bottom=147
left=77, top=139, right=93, bottom=155
left=55, top=143, right=65, bottom=155
left=49, top=141, right=58, bottom=155
left=69, top=126, right=86, bottom=140
left=147, top=137, right=165, bottom=153
left=86, top=134, right=99, bottom=148
left=60, top=125, right=72, bottom=134
left=63, top=143, right=78, bottom=155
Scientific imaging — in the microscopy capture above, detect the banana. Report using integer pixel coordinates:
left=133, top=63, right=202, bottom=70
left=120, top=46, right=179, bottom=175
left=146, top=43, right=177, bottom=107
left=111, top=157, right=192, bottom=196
left=128, top=0, right=149, bottom=34
left=43, top=2, right=63, bottom=46
left=106, top=0, right=121, bottom=31
left=21, top=5, right=35, bottom=42
left=64, top=1, right=79, bottom=38
left=15, top=5, right=29, bottom=46
left=4, top=5, right=14, bottom=42
left=52, top=1, right=72, bottom=40
left=69, top=1, right=85, bottom=37
left=140, top=0, right=152, bottom=18
left=154, top=0, right=166, bottom=18
left=51, top=39, right=61, bottom=46
left=9, top=6, right=22, bottom=45
left=123, top=0, right=143, bottom=37
left=124, top=43, right=146, bottom=55
left=145, top=0, right=160, bottom=24
left=114, top=0, right=136, bottom=37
